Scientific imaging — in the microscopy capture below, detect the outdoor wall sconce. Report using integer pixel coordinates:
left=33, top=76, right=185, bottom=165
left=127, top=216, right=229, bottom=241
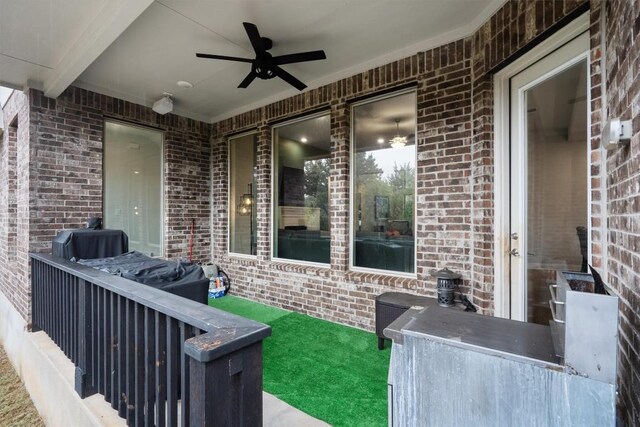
left=602, top=118, right=632, bottom=150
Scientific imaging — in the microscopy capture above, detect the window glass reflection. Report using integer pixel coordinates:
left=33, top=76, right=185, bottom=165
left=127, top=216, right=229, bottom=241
left=274, top=115, right=331, bottom=264
left=352, top=92, right=416, bottom=273
left=229, top=133, right=257, bottom=255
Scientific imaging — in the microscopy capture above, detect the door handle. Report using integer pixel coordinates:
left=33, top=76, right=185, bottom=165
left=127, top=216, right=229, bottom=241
left=510, top=248, right=520, bottom=256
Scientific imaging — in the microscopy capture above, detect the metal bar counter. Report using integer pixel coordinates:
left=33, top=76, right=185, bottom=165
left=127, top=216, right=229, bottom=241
left=385, top=305, right=560, bottom=368
left=384, top=305, right=615, bottom=427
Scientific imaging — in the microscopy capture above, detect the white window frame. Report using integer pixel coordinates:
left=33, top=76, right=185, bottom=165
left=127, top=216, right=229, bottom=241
left=227, top=130, right=258, bottom=259
left=349, top=88, right=418, bottom=278
left=271, top=111, right=332, bottom=268
left=103, top=119, right=165, bottom=257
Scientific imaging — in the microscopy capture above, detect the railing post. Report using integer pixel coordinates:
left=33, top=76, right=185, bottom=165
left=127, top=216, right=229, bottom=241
left=185, top=332, right=264, bottom=426
left=30, top=258, right=42, bottom=332
left=75, top=278, right=97, bottom=398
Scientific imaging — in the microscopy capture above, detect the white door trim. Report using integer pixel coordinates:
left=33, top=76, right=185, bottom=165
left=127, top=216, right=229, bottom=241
left=492, top=13, right=590, bottom=319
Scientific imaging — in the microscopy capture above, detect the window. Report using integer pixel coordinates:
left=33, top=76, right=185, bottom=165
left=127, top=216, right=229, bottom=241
left=273, top=114, right=331, bottom=264
left=229, top=133, right=257, bottom=256
left=104, top=121, right=163, bottom=256
left=352, top=91, right=416, bottom=274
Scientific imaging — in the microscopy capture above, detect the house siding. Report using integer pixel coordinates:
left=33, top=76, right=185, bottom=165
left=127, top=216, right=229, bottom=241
left=211, top=0, right=594, bottom=323
left=211, top=0, right=637, bottom=422
left=0, top=88, right=212, bottom=322
left=211, top=40, right=475, bottom=329
left=0, top=91, right=30, bottom=319
left=0, top=0, right=638, bottom=423
left=603, top=0, right=640, bottom=423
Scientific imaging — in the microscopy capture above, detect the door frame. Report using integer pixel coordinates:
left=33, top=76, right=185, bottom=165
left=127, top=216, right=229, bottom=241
left=493, top=13, right=590, bottom=319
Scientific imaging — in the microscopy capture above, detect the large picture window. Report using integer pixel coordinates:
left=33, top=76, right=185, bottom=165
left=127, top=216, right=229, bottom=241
left=273, top=114, right=330, bottom=264
left=352, top=91, right=416, bottom=274
left=104, top=121, right=163, bottom=256
left=229, top=133, right=257, bottom=256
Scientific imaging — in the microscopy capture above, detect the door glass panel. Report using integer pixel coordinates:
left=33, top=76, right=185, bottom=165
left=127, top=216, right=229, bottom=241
left=104, top=121, right=163, bottom=256
left=524, top=60, right=588, bottom=324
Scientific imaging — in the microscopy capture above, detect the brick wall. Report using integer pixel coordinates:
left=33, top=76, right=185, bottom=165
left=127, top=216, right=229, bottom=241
left=0, top=87, right=211, bottom=322
left=211, top=0, right=592, bottom=327
left=27, top=88, right=212, bottom=263
left=0, top=91, right=31, bottom=319
left=0, top=116, right=17, bottom=265
left=210, top=41, right=475, bottom=330
left=1, top=0, right=636, bottom=422
left=603, top=0, right=640, bottom=423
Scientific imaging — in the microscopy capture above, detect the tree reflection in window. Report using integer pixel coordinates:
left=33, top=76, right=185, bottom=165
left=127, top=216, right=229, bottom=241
left=273, top=114, right=331, bottom=264
left=352, top=91, right=416, bottom=273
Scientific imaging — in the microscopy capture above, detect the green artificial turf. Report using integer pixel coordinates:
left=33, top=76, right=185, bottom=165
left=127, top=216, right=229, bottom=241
left=209, top=293, right=290, bottom=324
left=209, top=295, right=391, bottom=427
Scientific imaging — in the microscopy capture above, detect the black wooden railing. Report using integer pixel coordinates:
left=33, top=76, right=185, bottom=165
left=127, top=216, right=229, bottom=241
left=30, top=253, right=271, bottom=426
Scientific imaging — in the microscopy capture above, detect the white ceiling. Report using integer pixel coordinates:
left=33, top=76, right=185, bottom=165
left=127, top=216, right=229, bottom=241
left=0, top=0, right=105, bottom=89
left=1, top=0, right=504, bottom=124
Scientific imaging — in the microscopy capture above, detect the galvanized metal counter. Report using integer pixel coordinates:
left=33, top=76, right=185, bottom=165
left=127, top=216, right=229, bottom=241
left=385, top=305, right=560, bottom=368
left=385, top=305, right=616, bottom=427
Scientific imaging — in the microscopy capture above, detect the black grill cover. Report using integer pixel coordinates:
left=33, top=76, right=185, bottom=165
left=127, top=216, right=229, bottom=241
left=77, top=251, right=208, bottom=304
left=52, top=229, right=128, bottom=260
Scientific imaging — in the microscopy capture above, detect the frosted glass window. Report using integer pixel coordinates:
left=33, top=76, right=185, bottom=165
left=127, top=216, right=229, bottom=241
left=104, top=121, right=163, bottom=256
left=352, top=91, right=416, bottom=274
left=229, top=133, right=257, bottom=255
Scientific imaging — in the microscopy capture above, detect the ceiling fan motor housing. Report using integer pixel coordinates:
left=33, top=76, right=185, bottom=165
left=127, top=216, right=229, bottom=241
left=253, top=55, right=276, bottom=80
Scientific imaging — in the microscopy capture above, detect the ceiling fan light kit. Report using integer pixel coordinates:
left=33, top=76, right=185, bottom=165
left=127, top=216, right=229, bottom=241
left=390, top=135, right=408, bottom=149
left=389, top=119, right=407, bottom=149
left=196, top=22, right=327, bottom=91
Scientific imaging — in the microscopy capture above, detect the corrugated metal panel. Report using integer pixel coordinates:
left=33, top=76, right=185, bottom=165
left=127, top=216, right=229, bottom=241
left=389, top=336, right=616, bottom=427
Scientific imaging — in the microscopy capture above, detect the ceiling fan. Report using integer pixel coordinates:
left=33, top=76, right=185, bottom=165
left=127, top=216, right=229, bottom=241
left=196, top=22, right=326, bottom=91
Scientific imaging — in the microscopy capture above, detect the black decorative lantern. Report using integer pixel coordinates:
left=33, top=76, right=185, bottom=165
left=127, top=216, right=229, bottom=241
left=431, top=268, right=461, bottom=307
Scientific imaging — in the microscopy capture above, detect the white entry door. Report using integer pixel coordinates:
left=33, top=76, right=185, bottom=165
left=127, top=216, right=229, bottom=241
left=508, top=32, right=590, bottom=324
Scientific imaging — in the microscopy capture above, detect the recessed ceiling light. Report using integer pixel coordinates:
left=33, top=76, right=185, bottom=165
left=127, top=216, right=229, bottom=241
left=377, top=138, right=385, bottom=144
left=301, top=137, right=308, bottom=143
left=177, top=80, right=193, bottom=88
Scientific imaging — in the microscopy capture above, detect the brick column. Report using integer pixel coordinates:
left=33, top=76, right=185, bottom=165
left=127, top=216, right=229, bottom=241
left=329, top=101, right=350, bottom=273
left=254, top=118, right=272, bottom=263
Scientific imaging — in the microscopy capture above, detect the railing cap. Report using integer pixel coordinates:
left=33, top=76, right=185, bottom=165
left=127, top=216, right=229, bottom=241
left=184, top=327, right=271, bottom=362
left=30, top=252, right=272, bottom=359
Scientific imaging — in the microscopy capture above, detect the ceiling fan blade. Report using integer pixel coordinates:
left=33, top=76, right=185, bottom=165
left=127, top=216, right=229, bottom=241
left=196, top=53, right=253, bottom=63
left=274, top=66, right=307, bottom=91
left=243, top=22, right=266, bottom=56
left=273, top=50, right=326, bottom=65
left=238, top=71, right=257, bottom=88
